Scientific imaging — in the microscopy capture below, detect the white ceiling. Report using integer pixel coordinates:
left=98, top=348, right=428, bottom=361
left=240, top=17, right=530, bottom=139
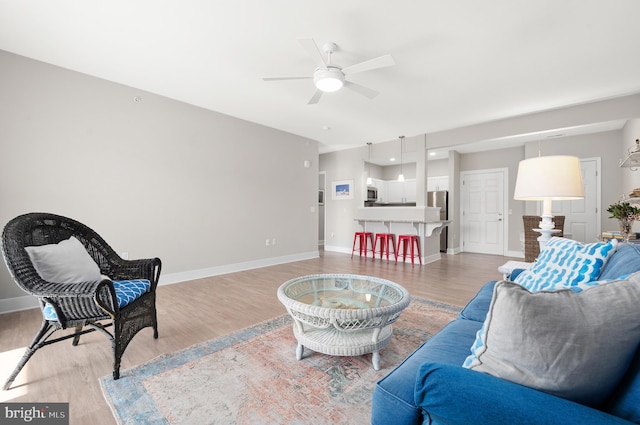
left=2, top=0, right=640, bottom=154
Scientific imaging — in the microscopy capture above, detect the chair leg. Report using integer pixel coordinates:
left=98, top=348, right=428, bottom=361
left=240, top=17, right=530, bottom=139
left=71, top=324, right=83, bottom=346
left=4, top=321, right=57, bottom=390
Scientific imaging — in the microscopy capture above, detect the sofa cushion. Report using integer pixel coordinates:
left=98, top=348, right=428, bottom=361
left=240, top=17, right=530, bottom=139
left=42, top=279, right=151, bottom=321
left=605, top=346, right=640, bottom=423
left=465, top=277, right=640, bottom=406
left=372, top=319, right=483, bottom=425
left=458, top=281, right=496, bottom=322
left=513, top=237, right=617, bottom=291
left=25, top=236, right=102, bottom=283
left=599, top=243, right=640, bottom=280
left=415, top=363, right=634, bottom=425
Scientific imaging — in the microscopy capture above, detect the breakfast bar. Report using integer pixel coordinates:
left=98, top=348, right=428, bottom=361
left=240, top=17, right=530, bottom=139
left=354, top=206, right=450, bottom=264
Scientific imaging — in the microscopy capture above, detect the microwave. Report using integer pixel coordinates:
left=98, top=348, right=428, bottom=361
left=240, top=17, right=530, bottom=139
left=366, top=186, right=378, bottom=201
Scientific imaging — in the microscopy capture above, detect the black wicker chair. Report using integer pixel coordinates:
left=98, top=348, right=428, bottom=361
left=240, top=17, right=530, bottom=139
left=1, top=212, right=161, bottom=390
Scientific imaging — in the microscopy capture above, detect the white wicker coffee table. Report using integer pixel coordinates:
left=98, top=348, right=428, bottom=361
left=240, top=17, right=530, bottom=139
left=277, top=274, right=411, bottom=370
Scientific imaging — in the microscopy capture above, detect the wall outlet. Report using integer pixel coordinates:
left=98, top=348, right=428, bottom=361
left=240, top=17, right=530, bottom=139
left=265, top=239, right=270, bottom=246
left=272, top=238, right=276, bottom=245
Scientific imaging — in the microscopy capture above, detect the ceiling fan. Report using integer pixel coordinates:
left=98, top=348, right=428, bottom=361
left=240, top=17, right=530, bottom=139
left=263, top=38, right=396, bottom=104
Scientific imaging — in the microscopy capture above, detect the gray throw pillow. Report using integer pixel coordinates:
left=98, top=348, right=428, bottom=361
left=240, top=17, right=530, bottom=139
left=25, top=236, right=102, bottom=283
left=468, top=276, right=640, bottom=406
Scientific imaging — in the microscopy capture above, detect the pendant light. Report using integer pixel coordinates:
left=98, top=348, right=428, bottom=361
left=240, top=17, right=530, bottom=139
left=366, top=142, right=373, bottom=186
left=398, top=136, right=405, bottom=182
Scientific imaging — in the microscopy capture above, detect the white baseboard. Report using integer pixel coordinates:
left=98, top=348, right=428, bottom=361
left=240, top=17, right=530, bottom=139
left=506, top=249, right=525, bottom=259
left=0, top=251, right=320, bottom=315
left=0, top=295, right=40, bottom=315
left=158, top=251, right=319, bottom=286
left=324, top=245, right=352, bottom=255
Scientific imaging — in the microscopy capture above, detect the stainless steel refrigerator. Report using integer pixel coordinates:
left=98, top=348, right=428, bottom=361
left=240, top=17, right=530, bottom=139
left=427, top=190, right=448, bottom=252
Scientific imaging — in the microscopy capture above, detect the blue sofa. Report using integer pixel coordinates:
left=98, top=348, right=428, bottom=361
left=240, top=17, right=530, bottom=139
left=371, top=243, right=640, bottom=425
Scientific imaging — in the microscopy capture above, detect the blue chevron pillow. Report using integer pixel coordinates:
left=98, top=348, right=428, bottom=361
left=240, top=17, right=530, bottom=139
left=42, top=279, right=150, bottom=321
left=513, top=237, right=618, bottom=292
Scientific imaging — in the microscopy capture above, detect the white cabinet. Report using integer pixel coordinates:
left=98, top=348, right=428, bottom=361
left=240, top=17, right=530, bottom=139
left=387, top=181, right=403, bottom=202
left=386, top=179, right=416, bottom=203
left=427, top=176, right=449, bottom=191
left=405, top=180, right=416, bottom=202
left=373, top=179, right=387, bottom=202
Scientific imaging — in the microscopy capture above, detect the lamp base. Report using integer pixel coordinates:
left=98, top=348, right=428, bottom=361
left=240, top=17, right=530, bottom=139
left=532, top=215, right=561, bottom=250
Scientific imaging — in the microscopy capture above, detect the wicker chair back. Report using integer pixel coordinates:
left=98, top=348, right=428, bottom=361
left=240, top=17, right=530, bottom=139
left=523, top=215, right=565, bottom=262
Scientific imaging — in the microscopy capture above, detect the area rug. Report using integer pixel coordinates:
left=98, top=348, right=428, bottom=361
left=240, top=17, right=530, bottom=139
left=100, top=297, right=460, bottom=425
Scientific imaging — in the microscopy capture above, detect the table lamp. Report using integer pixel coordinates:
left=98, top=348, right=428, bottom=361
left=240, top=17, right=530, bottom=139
left=514, top=155, right=584, bottom=249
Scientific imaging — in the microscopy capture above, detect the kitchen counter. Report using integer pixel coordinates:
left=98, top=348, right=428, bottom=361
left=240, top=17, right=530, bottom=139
left=356, top=206, right=441, bottom=222
left=354, top=219, right=450, bottom=237
left=365, top=202, right=417, bottom=207
left=353, top=213, right=451, bottom=264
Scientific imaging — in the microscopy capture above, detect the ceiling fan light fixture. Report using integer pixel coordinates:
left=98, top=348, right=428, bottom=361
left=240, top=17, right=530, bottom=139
left=314, top=67, right=345, bottom=92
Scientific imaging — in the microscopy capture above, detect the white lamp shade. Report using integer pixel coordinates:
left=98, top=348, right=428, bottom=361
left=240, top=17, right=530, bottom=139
left=514, top=155, right=584, bottom=201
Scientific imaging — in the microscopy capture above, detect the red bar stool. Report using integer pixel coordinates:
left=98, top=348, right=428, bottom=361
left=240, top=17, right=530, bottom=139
left=396, top=235, right=422, bottom=265
left=373, top=233, right=396, bottom=261
left=351, top=231, right=374, bottom=259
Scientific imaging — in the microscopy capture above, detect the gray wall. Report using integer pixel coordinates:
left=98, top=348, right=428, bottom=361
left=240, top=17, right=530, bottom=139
left=427, top=159, right=448, bottom=176
left=319, top=147, right=366, bottom=252
left=0, top=50, right=319, bottom=303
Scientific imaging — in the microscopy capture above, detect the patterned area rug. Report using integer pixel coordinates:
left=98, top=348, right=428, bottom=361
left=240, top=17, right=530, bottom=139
left=100, top=297, right=460, bottom=425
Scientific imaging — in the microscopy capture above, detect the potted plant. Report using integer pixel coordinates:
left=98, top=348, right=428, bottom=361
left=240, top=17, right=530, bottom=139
left=607, top=201, right=640, bottom=242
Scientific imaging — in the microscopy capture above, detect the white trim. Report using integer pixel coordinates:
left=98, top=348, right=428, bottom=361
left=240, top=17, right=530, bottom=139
left=158, top=251, right=320, bottom=286
left=0, top=295, right=40, bottom=314
left=324, top=245, right=352, bottom=255
left=446, top=246, right=462, bottom=255
left=0, top=251, right=320, bottom=315
left=506, top=249, right=525, bottom=258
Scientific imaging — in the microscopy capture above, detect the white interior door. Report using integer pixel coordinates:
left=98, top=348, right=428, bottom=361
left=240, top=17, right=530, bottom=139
left=552, top=158, right=600, bottom=243
left=461, top=169, right=507, bottom=255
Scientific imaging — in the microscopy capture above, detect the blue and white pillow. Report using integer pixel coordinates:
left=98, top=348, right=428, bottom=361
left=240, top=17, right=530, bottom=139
left=513, top=237, right=618, bottom=292
left=463, top=237, right=618, bottom=369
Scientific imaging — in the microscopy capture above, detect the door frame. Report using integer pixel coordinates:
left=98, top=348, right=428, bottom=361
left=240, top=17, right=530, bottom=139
left=319, top=171, right=326, bottom=246
left=460, top=167, right=509, bottom=256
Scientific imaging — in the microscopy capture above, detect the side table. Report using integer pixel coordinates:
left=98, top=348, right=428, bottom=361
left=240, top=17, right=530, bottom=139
left=498, top=260, right=533, bottom=280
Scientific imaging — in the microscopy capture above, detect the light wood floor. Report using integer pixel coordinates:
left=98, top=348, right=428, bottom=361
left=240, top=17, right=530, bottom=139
left=0, top=249, right=512, bottom=424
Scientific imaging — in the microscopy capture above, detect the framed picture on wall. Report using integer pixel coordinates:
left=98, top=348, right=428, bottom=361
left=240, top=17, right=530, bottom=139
left=332, top=180, right=353, bottom=200
left=318, top=189, right=325, bottom=205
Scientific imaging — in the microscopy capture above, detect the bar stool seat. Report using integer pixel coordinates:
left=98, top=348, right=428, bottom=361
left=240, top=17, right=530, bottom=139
left=396, top=235, right=422, bottom=265
left=351, top=231, right=374, bottom=259
left=373, top=233, right=396, bottom=261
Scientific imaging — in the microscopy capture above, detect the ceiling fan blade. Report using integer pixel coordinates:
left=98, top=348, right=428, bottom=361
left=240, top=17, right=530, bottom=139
left=308, top=90, right=323, bottom=105
left=344, top=81, right=379, bottom=99
left=263, top=76, right=312, bottom=81
left=297, top=37, right=327, bottom=68
left=342, top=54, right=395, bottom=75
